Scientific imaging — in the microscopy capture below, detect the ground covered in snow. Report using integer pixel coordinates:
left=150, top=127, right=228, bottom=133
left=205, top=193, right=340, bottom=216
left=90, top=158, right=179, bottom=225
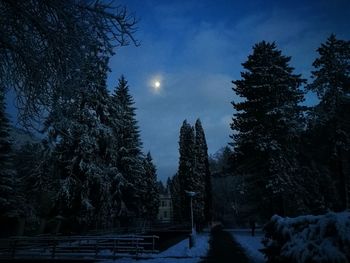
left=103, top=232, right=210, bottom=263
left=229, top=229, right=265, bottom=263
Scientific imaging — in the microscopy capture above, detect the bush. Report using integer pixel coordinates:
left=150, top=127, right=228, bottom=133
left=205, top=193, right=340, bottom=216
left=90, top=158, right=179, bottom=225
left=261, top=211, right=350, bottom=263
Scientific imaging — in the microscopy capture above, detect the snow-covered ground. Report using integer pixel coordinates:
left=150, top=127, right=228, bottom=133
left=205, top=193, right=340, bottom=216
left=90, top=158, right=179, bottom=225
left=229, top=229, right=265, bottom=263
left=103, top=232, right=210, bottom=263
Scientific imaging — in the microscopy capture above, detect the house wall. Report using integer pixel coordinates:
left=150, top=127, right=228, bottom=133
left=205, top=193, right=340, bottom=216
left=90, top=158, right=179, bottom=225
left=157, top=194, right=173, bottom=223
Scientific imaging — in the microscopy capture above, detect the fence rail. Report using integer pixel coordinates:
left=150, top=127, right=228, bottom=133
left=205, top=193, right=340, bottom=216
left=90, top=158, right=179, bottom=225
left=0, top=235, right=159, bottom=260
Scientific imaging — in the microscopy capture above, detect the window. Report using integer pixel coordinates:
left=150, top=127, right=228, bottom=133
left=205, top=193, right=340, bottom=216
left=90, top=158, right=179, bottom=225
left=163, top=211, right=167, bottom=218
left=162, top=201, right=165, bottom=207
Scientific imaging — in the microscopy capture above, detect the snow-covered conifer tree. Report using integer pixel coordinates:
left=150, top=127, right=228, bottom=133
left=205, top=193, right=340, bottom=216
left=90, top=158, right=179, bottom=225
left=168, top=173, right=182, bottom=222
left=15, top=142, right=55, bottom=228
left=142, top=152, right=160, bottom=220
left=44, top=48, right=116, bottom=228
left=231, top=41, right=306, bottom=217
left=307, top=35, right=350, bottom=209
left=0, top=88, right=20, bottom=223
left=110, top=76, right=145, bottom=216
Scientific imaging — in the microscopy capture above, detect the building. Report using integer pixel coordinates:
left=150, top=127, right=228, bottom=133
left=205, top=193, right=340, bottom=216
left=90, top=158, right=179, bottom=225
left=157, top=193, right=173, bottom=223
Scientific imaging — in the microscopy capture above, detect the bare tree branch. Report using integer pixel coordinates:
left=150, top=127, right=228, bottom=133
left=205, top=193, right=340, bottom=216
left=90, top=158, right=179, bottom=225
left=0, top=0, right=138, bottom=128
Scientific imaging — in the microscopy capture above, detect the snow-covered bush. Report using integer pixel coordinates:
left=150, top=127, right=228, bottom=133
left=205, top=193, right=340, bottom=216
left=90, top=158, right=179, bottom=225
left=261, top=211, right=350, bottom=263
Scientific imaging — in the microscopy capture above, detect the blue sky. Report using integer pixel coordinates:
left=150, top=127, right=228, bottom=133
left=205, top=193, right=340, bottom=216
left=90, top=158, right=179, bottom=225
left=106, top=0, right=350, bottom=182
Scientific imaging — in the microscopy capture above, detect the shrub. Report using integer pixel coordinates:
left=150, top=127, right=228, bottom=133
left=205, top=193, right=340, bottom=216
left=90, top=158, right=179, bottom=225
left=261, top=211, right=350, bottom=263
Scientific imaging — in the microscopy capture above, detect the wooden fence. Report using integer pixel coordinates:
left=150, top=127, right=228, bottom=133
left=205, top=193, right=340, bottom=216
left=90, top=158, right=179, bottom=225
left=0, top=235, right=159, bottom=260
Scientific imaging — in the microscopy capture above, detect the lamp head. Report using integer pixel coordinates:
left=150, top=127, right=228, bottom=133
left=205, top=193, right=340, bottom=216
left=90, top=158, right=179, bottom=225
left=185, top=190, right=197, bottom=197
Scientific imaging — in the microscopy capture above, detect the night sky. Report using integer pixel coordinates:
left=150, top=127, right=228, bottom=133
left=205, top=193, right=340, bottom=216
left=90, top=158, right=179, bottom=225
left=7, top=0, right=349, bottom=182
left=106, top=0, right=350, bottom=182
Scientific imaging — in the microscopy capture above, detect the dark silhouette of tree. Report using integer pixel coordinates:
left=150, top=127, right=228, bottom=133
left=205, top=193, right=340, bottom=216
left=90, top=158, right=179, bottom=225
left=177, top=120, right=196, bottom=222
left=194, top=119, right=212, bottom=224
left=174, top=119, right=211, bottom=226
left=231, top=41, right=306, bottom=218
left=0, top=88, right=22, bottom=233
left=307, top=34, right=350, bottom=210
left=43, top=50, right=115, bottom=228
left=110, top=76, right=144, bottom=216
left=169, top=173, right=182, bottom=223
left=142, top=152, right=160, bottom=221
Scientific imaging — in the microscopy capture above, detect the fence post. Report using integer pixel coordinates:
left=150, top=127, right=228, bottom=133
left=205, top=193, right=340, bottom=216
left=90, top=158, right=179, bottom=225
left=113, top=239, right=116, bottom=260
left=51, top=240, right=56, bottom=259
left=135, top=238, right=138, bottom=255
left=95, top=239, right=98, bottom=258
left=11, top=239, right=17, bottom=258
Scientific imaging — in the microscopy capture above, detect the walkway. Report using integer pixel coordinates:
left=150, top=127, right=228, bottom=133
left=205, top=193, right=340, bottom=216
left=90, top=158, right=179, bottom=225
left=201, top=226, right=250, bottom=263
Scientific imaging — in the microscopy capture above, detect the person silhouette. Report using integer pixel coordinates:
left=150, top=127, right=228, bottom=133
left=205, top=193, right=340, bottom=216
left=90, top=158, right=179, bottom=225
left=249, top=218, right=256, bottom=236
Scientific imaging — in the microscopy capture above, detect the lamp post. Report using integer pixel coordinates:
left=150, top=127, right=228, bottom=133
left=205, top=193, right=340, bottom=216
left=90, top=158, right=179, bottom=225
left=185, top=190, right=197, bottom=248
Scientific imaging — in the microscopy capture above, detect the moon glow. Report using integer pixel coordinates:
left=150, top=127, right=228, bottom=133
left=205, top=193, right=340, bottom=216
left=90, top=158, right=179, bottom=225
left=149, top=75, right=163, bottom=94
left=152, top=80, right=161, bottom=93
left=154, top=81, right=161, bottom=89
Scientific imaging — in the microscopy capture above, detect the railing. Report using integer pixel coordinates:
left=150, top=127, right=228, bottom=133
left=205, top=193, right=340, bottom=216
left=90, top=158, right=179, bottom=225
left=0, top=235, right=159, bottom=260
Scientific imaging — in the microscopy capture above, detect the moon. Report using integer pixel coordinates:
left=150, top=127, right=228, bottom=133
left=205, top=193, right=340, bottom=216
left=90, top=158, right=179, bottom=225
left=152, top=80, right=161, bottom=93
left=149, top=75, right=163, bottom=94
left=154, top=81, right=161, bottom=89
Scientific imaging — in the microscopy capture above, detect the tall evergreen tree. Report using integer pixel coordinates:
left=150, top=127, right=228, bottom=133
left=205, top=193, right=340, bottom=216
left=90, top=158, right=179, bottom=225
left=15, top=142, right=55, bottom=229
left=44, top=49, right=116, bottom=229
left=166, top=177, right=172, bottom=194
left=307, top=35, right=350, bottom=209
left=0, top=88, right=21, bottom=229
left=142, top=152, right=160, bottom=221
left=110, top=76, right=145, bottom=216
left=209, top=146, right=234, bottom=176
left=231, top=41, right=306, bottom=217
left=169, top=173, right=181, bottom=223
left=194, top=119, right=212, bottom=223
left=157, top=181, right=166, bottom=195
left=175, top=119, right=211, bottom=227
left=177, top=120, right=196, bottom=222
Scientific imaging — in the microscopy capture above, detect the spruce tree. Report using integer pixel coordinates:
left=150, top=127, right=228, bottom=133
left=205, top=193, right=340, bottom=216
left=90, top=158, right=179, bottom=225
left=231, top=41, right=305, bottom=217
left=157, top=181, right=166, bottom=195
left=44, top=50, right=116, bottom=229
left=142, top=152, right=160, bottom=221
left=110, top=76, right=144, bottom=216
left=169, top=173, right=182, bottom=223
left=307, top=35, right=350, bottom=209
left=0, top=89, right=19, bottom=221
left=15, top=142, right=54, bottom=227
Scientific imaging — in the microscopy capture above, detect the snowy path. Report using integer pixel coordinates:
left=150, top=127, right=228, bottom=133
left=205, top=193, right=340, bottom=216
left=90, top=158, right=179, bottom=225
left=103, top=232, right=210, bottom=263
left=229, top=229, right=265, bottom=263
left=200, top=226, right=249, bottom=263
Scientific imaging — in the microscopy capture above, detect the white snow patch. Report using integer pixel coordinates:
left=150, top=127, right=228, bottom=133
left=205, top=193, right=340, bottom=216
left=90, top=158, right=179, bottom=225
left=161, top=232, right=210, bottom=258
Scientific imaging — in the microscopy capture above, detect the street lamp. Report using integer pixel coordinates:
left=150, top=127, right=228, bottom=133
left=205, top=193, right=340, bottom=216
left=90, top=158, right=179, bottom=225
left=185, top=190, right=197, bottom=248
